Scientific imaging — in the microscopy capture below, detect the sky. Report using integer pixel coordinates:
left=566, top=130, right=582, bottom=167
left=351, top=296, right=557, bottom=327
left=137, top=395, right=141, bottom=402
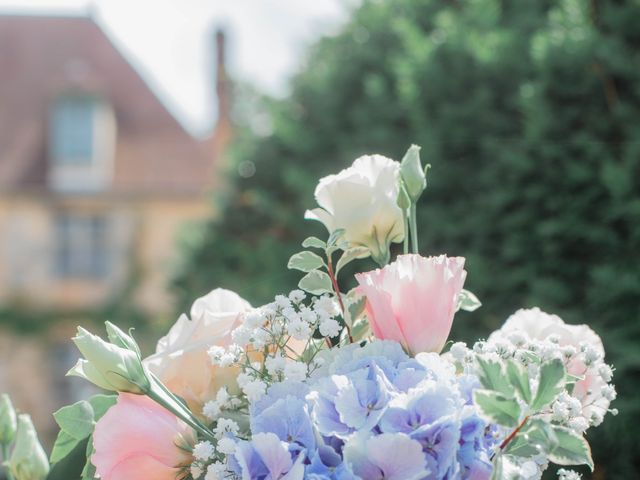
left=0, top=0, right=355, bottom=135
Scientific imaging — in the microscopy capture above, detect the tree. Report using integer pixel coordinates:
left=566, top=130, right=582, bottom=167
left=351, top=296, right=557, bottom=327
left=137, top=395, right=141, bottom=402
left=173, top=1, right=640, bottom=476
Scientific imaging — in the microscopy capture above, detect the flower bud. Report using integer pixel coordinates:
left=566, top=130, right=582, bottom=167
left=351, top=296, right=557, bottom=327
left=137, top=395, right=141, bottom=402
left=105, top=321, right=142, bottom=358
left=0, top=394, right=17, bottom=446
left=8, top=414, right=50, bottom=480
left=400, top=144, right=427, bottom=203
left=68, top=326, right=150, bottom=394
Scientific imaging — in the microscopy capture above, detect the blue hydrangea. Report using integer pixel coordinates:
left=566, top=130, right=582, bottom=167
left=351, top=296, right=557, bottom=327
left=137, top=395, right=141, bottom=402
left=233, top=341, right=495, bottom=480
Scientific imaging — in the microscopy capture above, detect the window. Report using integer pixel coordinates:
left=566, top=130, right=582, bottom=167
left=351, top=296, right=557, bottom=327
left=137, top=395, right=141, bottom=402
left=50, top=96, right=97, bottom=165
left=48, top=94, right=115, bottom=192
left=54, top=213, right=109, bottom=279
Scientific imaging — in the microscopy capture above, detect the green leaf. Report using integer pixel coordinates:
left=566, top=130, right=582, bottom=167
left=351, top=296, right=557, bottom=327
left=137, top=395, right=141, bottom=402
left=327, top=228, right=346, bottom=247
left=46, top=436, right=90, bottom=480
left=531, top=358, right=566, bottom=410
left=548, top=425, right=594, bottom=471
left=344, top=288, right=367, bottom=327
left=50, top=430, right=80, bottom=463
left=456, top=289, right=482, bottom=312
left=302, top=236, right=326, bottom=249
left=288, top=251, right=325, bottom=272
left=53, top=400, right=95, bottom=440
left=476, top=356, right=514, bottom=396
left=336, top=247, right=370, bottom=274
left=82, top=435, right=97, bottom=480
left=298, top=270, right=333, bottom=295
left=473, top=389, right=521, bottom=428
left=504, top=419, right=550, bottom=457
left=88, top=394, right=117, bottom=420
left=507, top=360, right=532, bottom=404
left=350, top=318, right=371, bottom=343
left=490, top=453, right=505, bottom=480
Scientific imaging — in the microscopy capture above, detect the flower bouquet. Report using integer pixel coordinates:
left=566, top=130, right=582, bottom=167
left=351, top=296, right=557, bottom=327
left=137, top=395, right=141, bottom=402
left=0, top=146, right=616, bottom=480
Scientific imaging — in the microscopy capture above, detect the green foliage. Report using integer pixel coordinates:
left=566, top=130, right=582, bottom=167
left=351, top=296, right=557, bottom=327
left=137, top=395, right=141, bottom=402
left=473, top=389, right=521, bottom=428
left=531, top=358, right=566, bottom=410
left=173, top=0, right=640, bottom=476
left=49, top=394, right=116, bottom=479
left=472, top=353, right=594, bottom=476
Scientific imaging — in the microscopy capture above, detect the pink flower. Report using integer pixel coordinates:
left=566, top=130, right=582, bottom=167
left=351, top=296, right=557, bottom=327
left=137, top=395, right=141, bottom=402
left=356, top=254, right=467, bottom=354
left=92, top=393, right=195, bottom=480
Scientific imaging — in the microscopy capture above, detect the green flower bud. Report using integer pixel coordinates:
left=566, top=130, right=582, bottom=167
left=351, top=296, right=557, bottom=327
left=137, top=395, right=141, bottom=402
left=67, top=326, right=150, bottom=394
left=105, top=321, right=142, bottom=358
left=400, top=144, right=427, bottom=203
left=8, top=414, right=49, bottom=480
left=0, top=394, right=17, bottom=446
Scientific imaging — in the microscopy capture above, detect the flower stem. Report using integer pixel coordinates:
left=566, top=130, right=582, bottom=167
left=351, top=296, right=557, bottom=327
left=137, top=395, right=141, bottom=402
left=490, top=415, right=530, bottom=462
left=147, top=384, right=215, bottom=441
left=403, top=210, right=409, bottom=255
left=409, top=203, right=419, bottom=254
left=327, top=254, right=353, bottom=344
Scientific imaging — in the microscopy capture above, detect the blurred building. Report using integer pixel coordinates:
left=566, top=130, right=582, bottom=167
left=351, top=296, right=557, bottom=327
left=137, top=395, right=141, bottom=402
left=0, top=13, right=230, bottom=440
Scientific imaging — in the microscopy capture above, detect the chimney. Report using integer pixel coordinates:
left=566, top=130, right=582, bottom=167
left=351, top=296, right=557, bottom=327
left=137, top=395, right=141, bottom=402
left=210, top=27, right=232, bottom=162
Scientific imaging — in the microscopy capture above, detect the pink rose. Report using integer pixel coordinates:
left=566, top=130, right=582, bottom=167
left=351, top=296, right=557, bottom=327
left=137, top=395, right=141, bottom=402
left=92, top=393, right=194, bottom=479
left=356, top=254, right=467, bottom=354
left=144, top=288, right=252, bottom=414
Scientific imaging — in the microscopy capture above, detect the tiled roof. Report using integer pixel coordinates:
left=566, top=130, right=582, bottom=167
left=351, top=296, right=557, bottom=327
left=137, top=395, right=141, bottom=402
left=0, top=14, right=216, bottom=194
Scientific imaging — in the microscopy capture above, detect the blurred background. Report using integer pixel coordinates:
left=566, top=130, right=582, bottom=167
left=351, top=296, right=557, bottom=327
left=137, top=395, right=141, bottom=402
left=0, top=0, right=638, bottom=478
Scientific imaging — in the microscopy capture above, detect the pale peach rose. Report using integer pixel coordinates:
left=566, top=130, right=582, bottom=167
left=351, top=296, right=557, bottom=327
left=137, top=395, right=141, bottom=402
left=144, top=288, right=251, bottom=414
left=92, top=393, right=194, bottom=479
left=355, top=254, right=467, bottom=355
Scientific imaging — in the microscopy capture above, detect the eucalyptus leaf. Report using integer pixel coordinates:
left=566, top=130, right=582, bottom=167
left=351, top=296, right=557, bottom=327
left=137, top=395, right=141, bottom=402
left=531, top=358, right=566, bottom=410
left=298, top=270, right=333, bottom=295
left=288, top=251, right=325, bottom=272
left=302, top=236, right=326, bottom=249
left=473, top=389, right=521, bottom=428
left=336, top=246, right=370, bottom=274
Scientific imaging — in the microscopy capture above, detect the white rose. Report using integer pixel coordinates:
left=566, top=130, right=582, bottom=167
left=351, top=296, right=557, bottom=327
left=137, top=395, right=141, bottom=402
left=144, top=288, right=251, bottom=413
left=489, top=307, right=604, bottom=355
left=305, top=154, right=405, bottom=264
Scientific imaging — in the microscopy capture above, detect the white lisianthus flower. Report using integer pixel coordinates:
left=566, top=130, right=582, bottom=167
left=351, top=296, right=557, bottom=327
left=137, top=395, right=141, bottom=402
left=68, top=325, right=149, bottom=394
left=305, top=154, right=404, bottom=264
